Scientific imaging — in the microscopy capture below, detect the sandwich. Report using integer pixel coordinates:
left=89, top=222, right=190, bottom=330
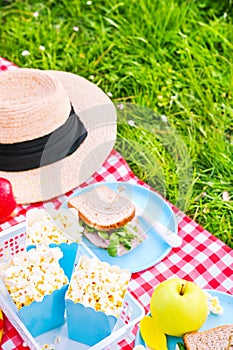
left=183, top=324, right=233, bottom=350
left=67, top=185, right=147, bottom=256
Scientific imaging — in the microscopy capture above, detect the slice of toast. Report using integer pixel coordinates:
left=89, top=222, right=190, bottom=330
left=68, top=185, right=135, bottom=231
left=183, top=324, right=233, bottom=350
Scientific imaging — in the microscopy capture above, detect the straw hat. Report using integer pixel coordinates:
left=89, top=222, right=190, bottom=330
left=0, top=68, right=117, bottom=204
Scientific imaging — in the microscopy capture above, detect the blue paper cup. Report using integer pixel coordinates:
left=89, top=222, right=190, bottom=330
left=15, top=244, right=79, bottom=337
left=65, top=255, right=131, bottom=346
left=49, top=242, right=79, bottom=281
left=65, top=299, right=117, bottom=346
left=19, top=284, right=68, bottom=337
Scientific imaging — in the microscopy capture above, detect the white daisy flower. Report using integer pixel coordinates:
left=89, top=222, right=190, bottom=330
left=22, top=50, right=30, bottom=56
left=222, top=191, right=230, bottom=202
left=117, top=103, right=124, bottom=110
left=161, top=114, right=168, bottom=123
left=128, top=120, right=135, bottom=127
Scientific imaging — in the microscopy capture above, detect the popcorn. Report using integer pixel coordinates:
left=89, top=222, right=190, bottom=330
left=207, top=292, right=224, bottom=315
left=66, top=256, right=131, bottom=318
left=26, top=208, right=83, bottom=246
left=65, top=256, right=131, bottom=346
left=1, top=245, right=68, bottom=309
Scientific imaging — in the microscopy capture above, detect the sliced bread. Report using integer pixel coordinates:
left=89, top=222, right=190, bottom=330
left=183, top=324, right=233, bottom=350
left=68, top=185, right=135, bottom=231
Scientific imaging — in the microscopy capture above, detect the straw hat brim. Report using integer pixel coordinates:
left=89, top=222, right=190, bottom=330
left=0, top=70, right=117, bottom=204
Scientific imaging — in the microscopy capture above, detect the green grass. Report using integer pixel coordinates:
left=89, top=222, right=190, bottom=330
left=0, top=0, right=232, bottom=247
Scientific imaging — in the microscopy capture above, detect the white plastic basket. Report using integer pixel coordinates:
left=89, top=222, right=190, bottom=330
left=0, top=222, right=145, bottom=350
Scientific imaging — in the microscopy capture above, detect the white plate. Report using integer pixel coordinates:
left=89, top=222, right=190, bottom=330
left=62, top=182, right=178, bottom=273
left=134, top=290, right=233, bottom=349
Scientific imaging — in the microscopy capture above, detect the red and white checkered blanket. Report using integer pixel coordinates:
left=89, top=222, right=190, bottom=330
left=0, top=57, right=232, bottom=350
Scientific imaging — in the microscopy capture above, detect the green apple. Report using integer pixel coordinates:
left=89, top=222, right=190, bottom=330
left=150, top=278, right=208, bottom=337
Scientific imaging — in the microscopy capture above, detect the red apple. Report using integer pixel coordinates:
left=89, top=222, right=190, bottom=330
left=0, top=178, right=17, bottom=223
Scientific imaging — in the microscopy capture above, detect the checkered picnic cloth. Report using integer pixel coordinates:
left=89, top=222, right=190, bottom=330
left=0, top=57, right=233, bottom=350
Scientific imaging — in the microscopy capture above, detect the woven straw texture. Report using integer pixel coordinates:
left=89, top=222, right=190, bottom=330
left=0, top=68, right=117, bottom=204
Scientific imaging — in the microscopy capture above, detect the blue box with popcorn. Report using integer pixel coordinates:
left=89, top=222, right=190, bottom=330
left=0, top=245, right=74, bottom=337
left=65, top=255, right=131, bottom=346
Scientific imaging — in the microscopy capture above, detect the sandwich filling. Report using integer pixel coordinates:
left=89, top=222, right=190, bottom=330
left=80, top=217, right=146, bottom=257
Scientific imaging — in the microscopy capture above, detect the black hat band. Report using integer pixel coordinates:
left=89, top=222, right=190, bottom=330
left=0, top=105, right=88, bottom=171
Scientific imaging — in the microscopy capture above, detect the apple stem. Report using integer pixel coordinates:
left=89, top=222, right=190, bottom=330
left=180, top=283, right=186, bottom=296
